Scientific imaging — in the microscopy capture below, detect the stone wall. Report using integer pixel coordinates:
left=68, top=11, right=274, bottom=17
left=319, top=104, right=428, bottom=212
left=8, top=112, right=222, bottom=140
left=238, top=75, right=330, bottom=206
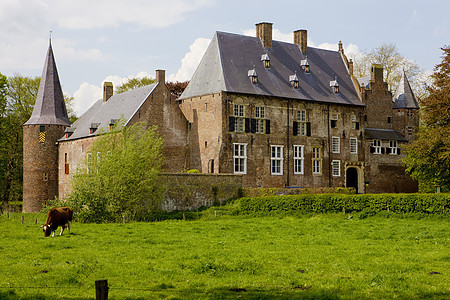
left=23, top=124, right=67, bottom=212
left=161, top=173, right=242, bottom=211
left=180, top=91, right=365, bottom=189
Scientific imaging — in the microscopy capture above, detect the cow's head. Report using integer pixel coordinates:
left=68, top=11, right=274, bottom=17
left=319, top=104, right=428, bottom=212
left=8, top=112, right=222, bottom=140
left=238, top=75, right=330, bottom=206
left=41, top=224, right=52, bottom=237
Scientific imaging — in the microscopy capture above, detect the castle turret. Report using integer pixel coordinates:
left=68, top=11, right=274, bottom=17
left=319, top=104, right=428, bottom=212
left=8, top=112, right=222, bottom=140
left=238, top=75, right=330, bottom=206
left=392, top=71, right=420, bottom=140
left=23, top=40, right=71, bottom=213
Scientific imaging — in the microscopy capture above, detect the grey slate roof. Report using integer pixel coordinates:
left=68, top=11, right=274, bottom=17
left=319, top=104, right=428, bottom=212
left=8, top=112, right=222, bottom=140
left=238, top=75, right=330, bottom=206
left=59, top=84, right=157, bottom=141
left=393, top=71, right=419, bottom=109
left=365, top=128, right=408, bottom=142
left=180, top=31, right=363, bottom=107
left=25, top=42, right=71, bottom=126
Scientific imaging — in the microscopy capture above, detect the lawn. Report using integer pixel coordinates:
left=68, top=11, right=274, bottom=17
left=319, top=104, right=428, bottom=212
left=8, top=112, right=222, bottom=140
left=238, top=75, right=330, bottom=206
left=0, top=212, right=448, bottom=299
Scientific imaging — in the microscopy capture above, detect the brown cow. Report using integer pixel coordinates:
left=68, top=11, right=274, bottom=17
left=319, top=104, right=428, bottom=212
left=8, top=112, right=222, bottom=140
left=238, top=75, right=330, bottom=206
left=41, top=207, right=73, bottom=237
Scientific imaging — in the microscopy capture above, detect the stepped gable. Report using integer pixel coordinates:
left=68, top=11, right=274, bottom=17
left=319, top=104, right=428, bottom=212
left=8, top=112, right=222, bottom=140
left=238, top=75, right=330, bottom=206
left=393, top=71, right=419, bottom=109
left=180, top=31, right=363, bottom=107
left=59, top=84, right=157, bottom=141
left=24, top=41, right=71, bottom=126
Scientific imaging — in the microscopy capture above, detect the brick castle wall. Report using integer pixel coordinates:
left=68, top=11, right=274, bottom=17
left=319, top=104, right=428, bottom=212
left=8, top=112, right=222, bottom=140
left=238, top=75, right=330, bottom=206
left=161, top=173, right=242, bottom=211
left=23, top=124, right=67, bottom=212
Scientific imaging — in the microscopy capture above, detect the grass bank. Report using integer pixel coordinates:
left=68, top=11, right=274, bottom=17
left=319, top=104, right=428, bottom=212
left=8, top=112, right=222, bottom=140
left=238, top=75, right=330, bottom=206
left=0, top=212, right=448, bottom=299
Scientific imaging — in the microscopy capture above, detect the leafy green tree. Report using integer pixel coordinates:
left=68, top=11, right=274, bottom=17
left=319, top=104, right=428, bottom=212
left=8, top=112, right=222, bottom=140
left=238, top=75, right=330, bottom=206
left=166, top=81, right=189, bottom=99
left=403, top=46, right=450, bottom=192
left=115, top=77, right=156, bottom=94
left=67, top=122, right=165, bottom=222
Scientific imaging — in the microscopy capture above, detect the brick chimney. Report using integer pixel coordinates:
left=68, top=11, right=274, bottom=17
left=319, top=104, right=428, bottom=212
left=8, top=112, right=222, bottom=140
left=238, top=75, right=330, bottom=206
left=294, top=29, right=307, bottom=54
left=371, top=64, right=384, bottom=83
left=338, top=41, right=344, bottom=53
left=103, top=82, right=113, bottom=102
left=256, top=22, right=273, bottom=48
left=156, top=69, right=165, bottom=84
left=349, top=59, right=354, bottom=76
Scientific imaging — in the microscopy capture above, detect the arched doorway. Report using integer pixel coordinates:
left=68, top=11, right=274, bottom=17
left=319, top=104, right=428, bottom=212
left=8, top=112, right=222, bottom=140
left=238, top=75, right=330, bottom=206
left=346, top=167, right=359, bottom=193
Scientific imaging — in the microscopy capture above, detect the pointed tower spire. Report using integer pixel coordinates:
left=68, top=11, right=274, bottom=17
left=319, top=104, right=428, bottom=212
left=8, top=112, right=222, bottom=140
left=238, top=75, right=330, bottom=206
left=23, top=41, right=70, bottom=213
left=393, top=71, right=419, bottom=109
left=24, top=40, right=71, bottom=126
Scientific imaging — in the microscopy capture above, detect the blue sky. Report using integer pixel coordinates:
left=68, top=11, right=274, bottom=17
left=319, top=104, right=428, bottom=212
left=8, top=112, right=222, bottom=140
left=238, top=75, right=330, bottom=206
left=1, top=0, right=448, bottom=116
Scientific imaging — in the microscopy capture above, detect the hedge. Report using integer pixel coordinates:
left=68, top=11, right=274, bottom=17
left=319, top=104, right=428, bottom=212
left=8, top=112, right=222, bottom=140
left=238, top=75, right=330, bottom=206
left=237, top=193, right=450, bottom=214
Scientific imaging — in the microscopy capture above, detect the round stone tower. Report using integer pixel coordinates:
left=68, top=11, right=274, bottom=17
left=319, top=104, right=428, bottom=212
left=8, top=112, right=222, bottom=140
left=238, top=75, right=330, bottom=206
left=23, top=41, right=71, bottom=213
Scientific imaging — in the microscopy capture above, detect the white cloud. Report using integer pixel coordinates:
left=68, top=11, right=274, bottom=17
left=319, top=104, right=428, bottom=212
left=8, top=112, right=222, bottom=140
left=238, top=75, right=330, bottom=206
left=72, top=82, right=102, bottom=117
left=72, top=71, right=156, bottom=116
left=53, top=39, right=107, bottom=62
left=168, top=37, right=211, bottom=82
left=48, top=0, right=215, bottom=30
left=0, top=0, right=214, bottom=72
left=242, top=28, right=292, bottom=43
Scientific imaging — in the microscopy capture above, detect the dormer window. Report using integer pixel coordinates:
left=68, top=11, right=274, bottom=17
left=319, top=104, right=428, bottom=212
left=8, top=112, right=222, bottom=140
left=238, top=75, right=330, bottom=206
left=289, top=72, right=299, bottom=89
left=248, top=68, right=258, bottom=84
left=64, top=127, right=74, bottom=139
left=300, top=58, right=310, bottom=73
left=330, top=77, right=339, bottom=94
left=90, top=123, right=100, bottom=134
left=109, top=119, right=118, bottom=130
left=261, top=53, right=270, bottom=68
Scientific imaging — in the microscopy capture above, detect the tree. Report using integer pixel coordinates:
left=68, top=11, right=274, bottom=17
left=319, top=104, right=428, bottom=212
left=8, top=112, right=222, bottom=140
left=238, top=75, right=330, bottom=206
left=115, top=77, right=156, bottom=94
left=166, top=81, right=189, bottom=99
left=66, top=122, right=165, bottom=222
left=348, top=43, right=425, bottom=98
left=403, top=46, right=450, bottom=192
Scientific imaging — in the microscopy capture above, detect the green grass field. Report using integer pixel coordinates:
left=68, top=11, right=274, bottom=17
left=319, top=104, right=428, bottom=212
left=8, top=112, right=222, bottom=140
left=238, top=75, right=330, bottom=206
left=0, top=211, right=448, bottom=299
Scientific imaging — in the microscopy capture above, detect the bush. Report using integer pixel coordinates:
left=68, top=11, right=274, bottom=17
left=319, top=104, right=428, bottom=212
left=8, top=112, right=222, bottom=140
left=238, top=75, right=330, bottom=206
left=67, top=122, right=165, bottom=223
left=237, top=193, right=450, bottom=215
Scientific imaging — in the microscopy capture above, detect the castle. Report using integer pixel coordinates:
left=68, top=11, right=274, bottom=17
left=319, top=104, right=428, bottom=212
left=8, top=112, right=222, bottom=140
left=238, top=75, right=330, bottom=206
left=23, top=23, right=419, bottom=212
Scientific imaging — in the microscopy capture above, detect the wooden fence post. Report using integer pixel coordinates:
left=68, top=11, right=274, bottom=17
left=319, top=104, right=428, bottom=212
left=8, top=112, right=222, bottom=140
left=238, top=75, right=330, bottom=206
left=95, top=279, right=108, bottom=300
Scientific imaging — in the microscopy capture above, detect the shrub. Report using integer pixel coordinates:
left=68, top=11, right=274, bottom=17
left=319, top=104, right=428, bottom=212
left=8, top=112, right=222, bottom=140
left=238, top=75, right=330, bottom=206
left=237, top=193, right=450, bottom=215
left=67, top=122, right=165, bottom=223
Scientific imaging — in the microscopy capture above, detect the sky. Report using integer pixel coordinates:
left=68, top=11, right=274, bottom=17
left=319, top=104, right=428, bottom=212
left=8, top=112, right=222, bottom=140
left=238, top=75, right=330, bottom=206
left=1, top=0, right=449, bottom=116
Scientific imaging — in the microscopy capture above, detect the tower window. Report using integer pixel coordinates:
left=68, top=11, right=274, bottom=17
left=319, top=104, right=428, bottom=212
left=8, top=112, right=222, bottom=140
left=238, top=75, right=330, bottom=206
left=39, top=125, right=46, bottom=143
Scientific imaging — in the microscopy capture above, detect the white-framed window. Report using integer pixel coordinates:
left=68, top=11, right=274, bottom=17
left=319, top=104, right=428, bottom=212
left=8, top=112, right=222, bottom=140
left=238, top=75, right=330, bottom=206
left=373, top=139, right=382, bottom=154
left=255, top=106, right=265, bottom=134
left=233, top=143, right=247, bottom=174
left=271, top=145, right=284, bottom=175
left=332, top=136, right=340, bottom=153
left=312, top=147, right=321, bottom=175
left=351, top=114, right=357, bottom=129
left=332, top=160, right=341, bottom=177
left=293, top=145, right=304, bottom=174
left=407, top=126, right=413, bottom=136
left=234, top=104, right=245, bottom=132
left=350, top=138, right=358, bottom=154
left=297, top=110, right=306, bottom=136
left=87, top=153, right=92, bottom=174
left=389, top=140, right=398, bottom=155
left=331, top=113, right=338, bottom=128
left=96, top=152, right=102, bottom=173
